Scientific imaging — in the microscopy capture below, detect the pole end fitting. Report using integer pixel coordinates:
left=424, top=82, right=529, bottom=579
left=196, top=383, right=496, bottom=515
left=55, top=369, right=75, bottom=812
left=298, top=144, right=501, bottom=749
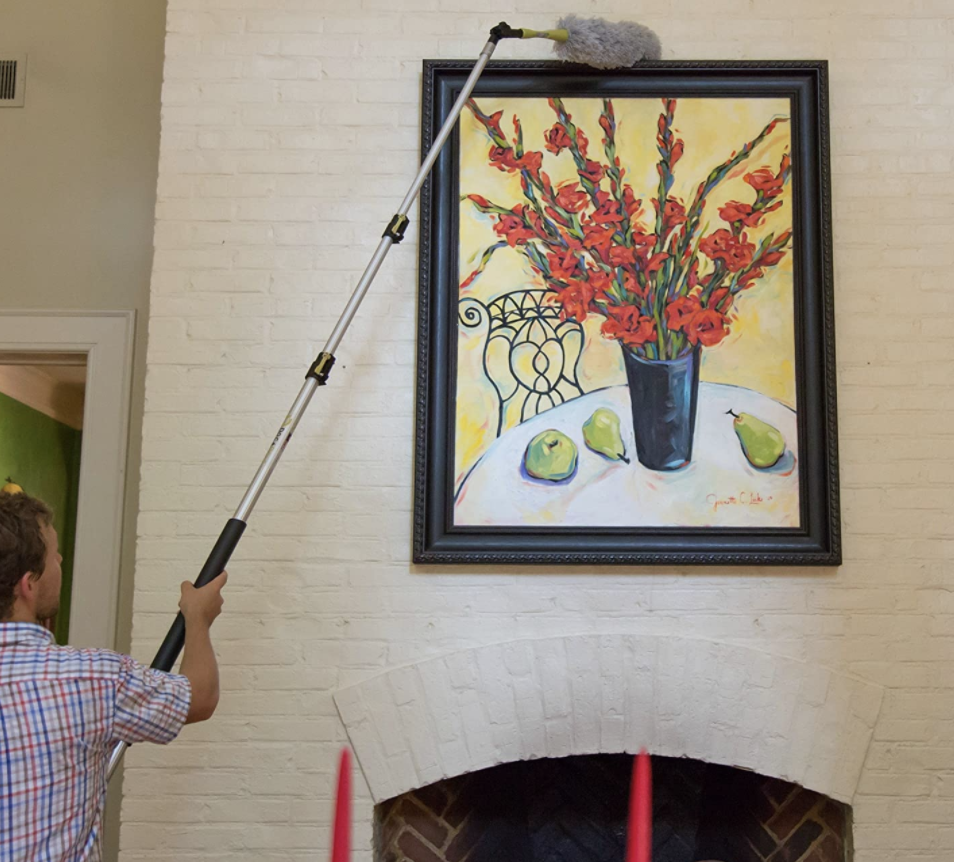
left=307, top=351, right=336, bottom=385
left=383, top=214, right=409, bottom=244
left=489, top=22, right=523, bottom=43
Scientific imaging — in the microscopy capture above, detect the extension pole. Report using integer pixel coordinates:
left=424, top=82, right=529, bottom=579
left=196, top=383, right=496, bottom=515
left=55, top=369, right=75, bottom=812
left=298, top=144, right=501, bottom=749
left=106, top=28, right=514, bottom=782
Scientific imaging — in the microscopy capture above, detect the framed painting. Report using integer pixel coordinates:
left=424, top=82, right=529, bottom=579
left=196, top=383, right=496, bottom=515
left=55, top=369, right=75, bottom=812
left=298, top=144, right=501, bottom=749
left=413, top=61, right=839, bottom=565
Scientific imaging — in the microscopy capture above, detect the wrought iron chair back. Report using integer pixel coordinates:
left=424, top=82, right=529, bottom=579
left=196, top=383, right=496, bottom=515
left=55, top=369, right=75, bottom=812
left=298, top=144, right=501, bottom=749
left=459, top=289, right=585, bottom=437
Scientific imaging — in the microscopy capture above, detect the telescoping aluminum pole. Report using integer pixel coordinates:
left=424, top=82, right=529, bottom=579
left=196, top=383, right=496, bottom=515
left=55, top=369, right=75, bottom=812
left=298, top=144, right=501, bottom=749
left=106, top=21, right=568, bottom=780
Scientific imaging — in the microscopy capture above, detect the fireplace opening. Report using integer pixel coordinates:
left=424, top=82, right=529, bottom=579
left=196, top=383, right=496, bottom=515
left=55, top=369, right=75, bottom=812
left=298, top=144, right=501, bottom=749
left=376, top=754, right=849, bottom=862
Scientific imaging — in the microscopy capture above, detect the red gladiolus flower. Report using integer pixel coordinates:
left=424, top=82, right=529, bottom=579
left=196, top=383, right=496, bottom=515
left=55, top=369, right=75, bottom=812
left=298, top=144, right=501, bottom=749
left=525, top=208, right=546, bottom=238
left=588, top=270, right=613, bottom=300
left=687, top=308, right=730, bottom=347
left=699, top=229, right=755, bottom=273
left=644, top=252, right=669, bottom=275
left=582, top=224, right=616, bottom=258
left=745, top=165, right=785, bottom=198
left=687, top=257, right=700, bottom=289
left=758, top=248, right=787, bottom=267
left=544, top=206, right=572, bottom=229
left=493, top=211, right=536, bottom=247
left=622, top=187, right=643, bottom=220
left=751, top=168, right=776, bottom=187
left=707, top=287, right=730, bottom=310
left=602, top=305, right=657, bottom=347
left=665, top=296, right=702, bottom=332
left=555, top=183, right=589, bottom=213
left=662, top=198, right=687, bottom=231
left=671, top=139, right=684, bottom=167
left=563, top=234, right=584, bottom=253
left=551, top=280, right=595, bottom=322
left=547, top=249, right=582, bottom=283
left=489, top=146, right=521, bottom=172
left=539, top=172, right=555, bottom=198
left=609, top=245, right=638, bottom=267
left=623, top=271, right=645, bottom=298
left=519, top=150, right=543, bottom=177
left=484, top=110, right=504, bottom=138
left=544, top=125, right=573, bottom=155
left=719, top=201, right=765, bottom=228
left=722, top=241, right=755, bottom=272
left=488, top=146, right=544, bottom=177
left=466, top=194, right=491, bottom=209
left=745, top=168, right=774, bottom=188
left=599, top=113, right=614, bottom=141
left=591, top=197, right=624, bottom=226
left=580, top=160, right=604, bottom=184
left=630, top=231, right=655, bottom=250
left=611, top=305, right=642, bottom=328
left=576, top=129, right=589, bottom=158
left=738, top=267, right=764, bottom=289
left=700, top=231, right=729, bottom=257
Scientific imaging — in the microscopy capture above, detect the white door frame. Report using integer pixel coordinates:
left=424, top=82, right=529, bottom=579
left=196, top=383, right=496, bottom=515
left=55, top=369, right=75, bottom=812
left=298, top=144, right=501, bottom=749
left=0, top=310, right=135, bottom=649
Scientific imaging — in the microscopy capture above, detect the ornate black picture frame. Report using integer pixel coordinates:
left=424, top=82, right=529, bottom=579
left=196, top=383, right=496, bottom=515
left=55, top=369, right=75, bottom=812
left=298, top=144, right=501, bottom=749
left=413, top=60, right=839, bottom=565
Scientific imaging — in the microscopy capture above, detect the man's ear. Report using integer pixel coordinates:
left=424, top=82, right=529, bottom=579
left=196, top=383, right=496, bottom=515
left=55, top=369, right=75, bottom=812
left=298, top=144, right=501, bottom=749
left=14, top=571, right=38, bottom=606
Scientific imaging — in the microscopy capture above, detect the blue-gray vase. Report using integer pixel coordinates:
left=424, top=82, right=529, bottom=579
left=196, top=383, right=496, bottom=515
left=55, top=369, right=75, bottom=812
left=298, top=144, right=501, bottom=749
left=622, top=345, right=701, bottom=471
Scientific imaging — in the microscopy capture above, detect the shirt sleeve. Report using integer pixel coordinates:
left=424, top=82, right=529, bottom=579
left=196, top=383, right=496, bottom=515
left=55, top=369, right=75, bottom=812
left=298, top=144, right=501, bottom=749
left=112, top=654, right=192, bottom=745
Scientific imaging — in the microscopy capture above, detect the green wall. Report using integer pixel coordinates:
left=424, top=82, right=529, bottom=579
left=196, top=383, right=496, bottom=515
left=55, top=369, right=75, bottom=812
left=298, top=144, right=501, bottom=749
left=0, top=390, right=81, bottom=643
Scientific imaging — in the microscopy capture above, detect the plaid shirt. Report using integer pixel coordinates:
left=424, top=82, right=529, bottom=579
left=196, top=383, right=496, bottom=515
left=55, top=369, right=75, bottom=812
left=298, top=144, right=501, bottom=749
left=0, top=623, right=191, bottom=861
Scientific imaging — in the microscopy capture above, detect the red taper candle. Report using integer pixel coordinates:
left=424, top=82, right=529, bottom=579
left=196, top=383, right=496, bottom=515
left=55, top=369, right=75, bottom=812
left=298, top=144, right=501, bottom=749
left=331, top=747, right=352, bottom=862
left=625, top=748, right=652, bottom=862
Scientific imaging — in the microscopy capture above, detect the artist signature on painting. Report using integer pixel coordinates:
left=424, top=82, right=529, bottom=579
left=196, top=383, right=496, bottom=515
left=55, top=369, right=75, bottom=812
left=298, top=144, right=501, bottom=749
left=706, top=491, right=774, bottom=513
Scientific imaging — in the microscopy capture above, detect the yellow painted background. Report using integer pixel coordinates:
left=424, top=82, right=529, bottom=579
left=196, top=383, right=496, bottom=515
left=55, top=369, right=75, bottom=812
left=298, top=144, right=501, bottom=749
left=455, top=97, right=794, bottom=487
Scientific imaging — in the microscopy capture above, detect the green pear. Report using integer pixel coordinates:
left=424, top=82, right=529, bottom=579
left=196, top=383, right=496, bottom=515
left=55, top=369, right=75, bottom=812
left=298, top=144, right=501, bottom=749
left=728, top=410, right=785, bottom=468
left=524, top=429, right=578, bottom=481
left=582, top=408, right=630, bottom=463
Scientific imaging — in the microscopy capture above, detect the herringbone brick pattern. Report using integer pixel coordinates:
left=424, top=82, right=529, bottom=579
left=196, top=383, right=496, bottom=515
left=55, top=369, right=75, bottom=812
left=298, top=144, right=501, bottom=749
left=376, top=756, right=848, bottom=862
left=695, top=764, right=847, bottom=862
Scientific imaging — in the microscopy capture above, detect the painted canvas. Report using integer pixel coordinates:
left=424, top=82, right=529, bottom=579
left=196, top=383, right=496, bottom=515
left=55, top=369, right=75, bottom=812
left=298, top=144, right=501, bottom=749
left=414, top=62, right=839, bottom=565
left=454, top=94, right=796, bottom=528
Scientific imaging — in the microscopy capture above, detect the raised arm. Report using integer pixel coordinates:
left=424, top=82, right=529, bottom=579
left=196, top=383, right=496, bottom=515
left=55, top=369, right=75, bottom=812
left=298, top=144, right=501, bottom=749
left=178, top=570, right=227, bottom=723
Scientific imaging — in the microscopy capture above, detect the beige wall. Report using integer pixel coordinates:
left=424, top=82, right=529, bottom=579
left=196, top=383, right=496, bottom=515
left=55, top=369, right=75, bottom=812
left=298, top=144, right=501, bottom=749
left=0, top=0, right=166, bottom=642
left=0, top=1, right=167, bottom=858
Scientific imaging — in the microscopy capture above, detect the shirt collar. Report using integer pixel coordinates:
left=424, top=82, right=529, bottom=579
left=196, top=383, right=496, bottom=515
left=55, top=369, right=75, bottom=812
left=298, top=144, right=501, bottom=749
left=0, top=622, right=56, bottom=648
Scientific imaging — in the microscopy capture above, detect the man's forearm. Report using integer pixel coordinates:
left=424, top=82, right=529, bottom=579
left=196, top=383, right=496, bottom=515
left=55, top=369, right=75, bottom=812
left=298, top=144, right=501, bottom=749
left=179, top=620, right=219, bottom=723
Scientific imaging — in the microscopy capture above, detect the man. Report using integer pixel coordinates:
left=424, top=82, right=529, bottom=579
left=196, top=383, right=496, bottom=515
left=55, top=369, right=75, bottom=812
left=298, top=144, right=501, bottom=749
left=0, top=492, right=227, bottom=861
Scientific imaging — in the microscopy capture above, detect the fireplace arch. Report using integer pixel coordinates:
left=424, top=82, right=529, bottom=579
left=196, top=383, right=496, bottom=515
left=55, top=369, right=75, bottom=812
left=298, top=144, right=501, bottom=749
left=333, top=635, right=882, bottom=805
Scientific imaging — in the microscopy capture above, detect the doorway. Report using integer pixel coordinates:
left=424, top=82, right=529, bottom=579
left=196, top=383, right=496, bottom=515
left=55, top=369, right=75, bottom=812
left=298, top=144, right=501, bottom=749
left=0, top=311, right=134, bottom=649
left=0, top=351, right=87, bottom=642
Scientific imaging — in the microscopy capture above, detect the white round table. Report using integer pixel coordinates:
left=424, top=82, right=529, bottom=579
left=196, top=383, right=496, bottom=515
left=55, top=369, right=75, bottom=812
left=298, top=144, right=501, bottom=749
left=454, top=383, right=799, bottom=528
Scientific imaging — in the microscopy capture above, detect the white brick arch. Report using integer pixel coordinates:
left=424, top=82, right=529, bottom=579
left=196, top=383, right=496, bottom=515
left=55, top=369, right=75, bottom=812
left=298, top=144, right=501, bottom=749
left=334, top=635, right=882, bottom=805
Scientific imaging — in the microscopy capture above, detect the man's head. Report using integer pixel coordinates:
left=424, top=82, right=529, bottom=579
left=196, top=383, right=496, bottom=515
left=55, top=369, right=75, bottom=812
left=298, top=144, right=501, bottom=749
left=0, top=492, right=61, bottom=623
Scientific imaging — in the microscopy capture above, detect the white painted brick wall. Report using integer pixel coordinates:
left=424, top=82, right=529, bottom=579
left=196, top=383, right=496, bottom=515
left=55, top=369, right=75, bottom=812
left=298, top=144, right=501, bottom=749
left=123, top=1, right=954, bottom=860
left=334, top=635, right=883, bottom=803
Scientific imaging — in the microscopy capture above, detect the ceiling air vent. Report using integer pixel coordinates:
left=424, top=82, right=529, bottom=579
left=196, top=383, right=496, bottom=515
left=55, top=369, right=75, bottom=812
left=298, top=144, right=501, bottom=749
left=0, top=55, right=26, bottom=107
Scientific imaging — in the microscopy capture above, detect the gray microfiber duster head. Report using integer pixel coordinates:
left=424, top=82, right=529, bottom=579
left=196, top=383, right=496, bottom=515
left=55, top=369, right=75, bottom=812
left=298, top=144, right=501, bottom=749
left=553, top=15, right=662, bottom=68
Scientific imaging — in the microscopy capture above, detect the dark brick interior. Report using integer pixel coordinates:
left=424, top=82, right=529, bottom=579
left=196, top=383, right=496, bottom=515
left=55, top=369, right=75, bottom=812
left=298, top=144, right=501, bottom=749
left=376, top=754, right=849, bottom=862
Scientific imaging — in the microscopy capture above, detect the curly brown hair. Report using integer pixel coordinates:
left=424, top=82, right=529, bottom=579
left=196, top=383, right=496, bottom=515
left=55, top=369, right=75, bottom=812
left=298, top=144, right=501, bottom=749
left=0, top=493, right=53, bottom=620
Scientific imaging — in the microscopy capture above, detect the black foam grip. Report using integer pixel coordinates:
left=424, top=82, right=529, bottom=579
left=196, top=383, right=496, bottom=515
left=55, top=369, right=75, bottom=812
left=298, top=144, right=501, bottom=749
left=150, top=518, right=246, bottom=672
